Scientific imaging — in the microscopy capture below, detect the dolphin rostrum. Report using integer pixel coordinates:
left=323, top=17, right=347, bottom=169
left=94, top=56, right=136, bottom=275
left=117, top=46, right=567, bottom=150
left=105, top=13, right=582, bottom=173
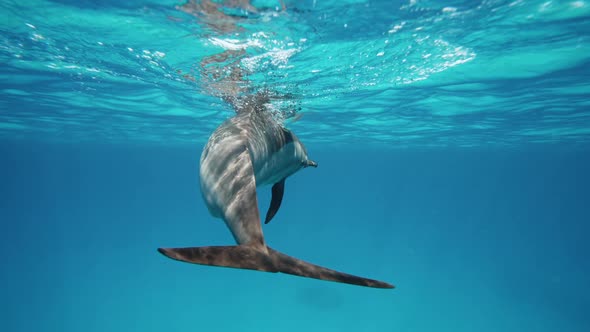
left=158, top=94, right=394, bottom=289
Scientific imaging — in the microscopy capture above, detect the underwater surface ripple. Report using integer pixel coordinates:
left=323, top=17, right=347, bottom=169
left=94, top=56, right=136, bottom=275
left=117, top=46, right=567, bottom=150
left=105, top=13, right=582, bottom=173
left=1, top=0, right=589, bottom=146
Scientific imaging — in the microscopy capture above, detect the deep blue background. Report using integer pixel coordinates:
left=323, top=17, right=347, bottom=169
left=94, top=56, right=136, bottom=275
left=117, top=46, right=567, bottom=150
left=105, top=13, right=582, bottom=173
left=1, top=141, right=589, bottom=331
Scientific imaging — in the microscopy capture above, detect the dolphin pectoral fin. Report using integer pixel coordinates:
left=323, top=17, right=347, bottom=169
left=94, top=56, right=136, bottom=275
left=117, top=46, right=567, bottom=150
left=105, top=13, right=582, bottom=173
left=264, top=178, right=285, bottom=224
left=157, top=246, right=394, bottom=289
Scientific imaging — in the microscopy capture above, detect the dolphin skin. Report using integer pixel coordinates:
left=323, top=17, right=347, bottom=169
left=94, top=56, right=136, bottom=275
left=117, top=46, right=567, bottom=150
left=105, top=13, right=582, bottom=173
left=158, top=95, right=394, bottom=289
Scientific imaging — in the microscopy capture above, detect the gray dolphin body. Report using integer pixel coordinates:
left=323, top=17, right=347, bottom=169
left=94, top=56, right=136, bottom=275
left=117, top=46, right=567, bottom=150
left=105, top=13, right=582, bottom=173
left=158, top=99, right=393, bottom=289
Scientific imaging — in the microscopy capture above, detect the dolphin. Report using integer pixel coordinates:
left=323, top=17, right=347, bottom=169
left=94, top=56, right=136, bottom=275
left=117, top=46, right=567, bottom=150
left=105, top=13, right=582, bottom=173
left=158, top=94, right=394, bottom=289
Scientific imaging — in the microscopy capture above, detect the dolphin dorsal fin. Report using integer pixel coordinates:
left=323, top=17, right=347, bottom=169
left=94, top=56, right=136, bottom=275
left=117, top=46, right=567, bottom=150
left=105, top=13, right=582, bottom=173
left=265, top=178, right=285, bottom=224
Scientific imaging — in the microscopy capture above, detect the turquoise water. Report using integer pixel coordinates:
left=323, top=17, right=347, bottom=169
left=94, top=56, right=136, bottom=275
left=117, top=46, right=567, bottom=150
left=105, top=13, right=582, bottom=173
left=1, top=0, right=590, bottom=331
left=2, top=0, right=589, bottom=146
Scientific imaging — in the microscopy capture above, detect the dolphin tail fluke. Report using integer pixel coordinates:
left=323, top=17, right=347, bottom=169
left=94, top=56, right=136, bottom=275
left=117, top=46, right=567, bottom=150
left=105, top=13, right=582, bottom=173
left=157, top=246, right=394, bottom=289
left=266, top=247, right=394, bottom=289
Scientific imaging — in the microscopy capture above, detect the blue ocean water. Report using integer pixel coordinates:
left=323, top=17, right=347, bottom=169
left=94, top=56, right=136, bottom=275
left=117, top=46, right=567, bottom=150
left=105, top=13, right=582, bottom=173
left=1, top=0, right=589, bottom=331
